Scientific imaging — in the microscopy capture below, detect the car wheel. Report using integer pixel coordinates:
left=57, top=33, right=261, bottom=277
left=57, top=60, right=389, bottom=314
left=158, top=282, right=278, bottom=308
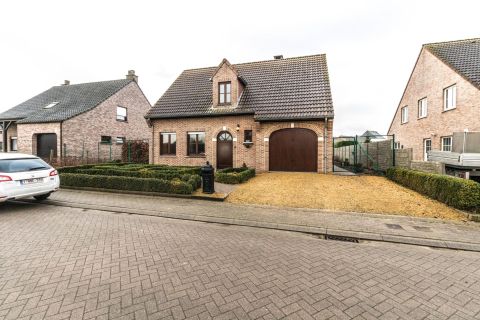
left=34, top=193, right=51, bottom=201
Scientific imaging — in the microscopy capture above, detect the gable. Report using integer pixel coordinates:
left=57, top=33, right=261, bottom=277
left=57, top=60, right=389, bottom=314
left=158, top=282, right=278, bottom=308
left=425, top=38, right=480, bottom=90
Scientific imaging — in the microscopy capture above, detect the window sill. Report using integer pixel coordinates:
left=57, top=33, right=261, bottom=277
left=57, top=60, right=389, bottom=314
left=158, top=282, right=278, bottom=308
left=159, top=155, right=177, bottom=158
left=442, top=107, right=456, bottom=113
left=217, top=103, right=232, bottom=107
left=417, top=116, right=427, bottom=120
left=401, top=121, right=408, bottom=125
left=116, top=119, right=128, bottom=123
left=185, top=155, right=206, bottom=158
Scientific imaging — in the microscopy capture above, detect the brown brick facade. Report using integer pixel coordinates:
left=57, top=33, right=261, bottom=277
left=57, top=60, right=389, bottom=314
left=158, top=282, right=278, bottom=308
left=388, top=49, right=480, bottom=161
left=151, top=116, right=333, bottom=173
left=12, top=81, right=150, bottom=160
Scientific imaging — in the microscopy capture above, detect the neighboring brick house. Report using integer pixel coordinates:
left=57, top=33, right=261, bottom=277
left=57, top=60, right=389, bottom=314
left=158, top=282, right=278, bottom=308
left=145, top=55, right=334, bottom=173
left=388, top=38, right=480, bottom=181
left=0, top=71, right=151, bottom=161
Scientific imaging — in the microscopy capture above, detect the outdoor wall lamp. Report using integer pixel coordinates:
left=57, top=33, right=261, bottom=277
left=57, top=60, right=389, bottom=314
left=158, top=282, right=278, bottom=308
left=236, top=124, right=240, bottom=131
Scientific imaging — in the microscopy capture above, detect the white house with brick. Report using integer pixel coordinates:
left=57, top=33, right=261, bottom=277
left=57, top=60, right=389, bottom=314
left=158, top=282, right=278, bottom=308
left=145, top=54, right=335, bottom=173
left=388, top=38, right=480, bottom=182
left=0, top=71, right=151, bottom=161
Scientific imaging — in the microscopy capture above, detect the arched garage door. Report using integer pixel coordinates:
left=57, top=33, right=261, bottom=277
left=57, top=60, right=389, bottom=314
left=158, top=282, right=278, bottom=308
left=269, top=128, right=318, bottom=172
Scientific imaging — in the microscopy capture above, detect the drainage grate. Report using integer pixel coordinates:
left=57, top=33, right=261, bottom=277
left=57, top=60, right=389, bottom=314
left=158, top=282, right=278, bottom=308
left=386, top=223, right=404, bottom=230
left=325, top=234, right=360, bottom=243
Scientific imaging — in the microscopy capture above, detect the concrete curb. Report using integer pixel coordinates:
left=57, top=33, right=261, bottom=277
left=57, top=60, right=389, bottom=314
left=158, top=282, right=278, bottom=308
left=60, top=186, right=227, bottom=202
left=16, top=198, right=480, bottom=252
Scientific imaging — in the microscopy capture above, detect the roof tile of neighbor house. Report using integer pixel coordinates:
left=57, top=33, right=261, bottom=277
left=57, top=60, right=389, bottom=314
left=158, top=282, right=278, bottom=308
left=146, top=54, right=334, bottom=121
left=424, top=38, right=480, bottom=89
left=0, top=79, right=133, bottom=124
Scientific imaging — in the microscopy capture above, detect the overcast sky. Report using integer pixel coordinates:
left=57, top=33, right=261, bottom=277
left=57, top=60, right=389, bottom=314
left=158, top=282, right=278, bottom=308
left=1, top=0, right=478, bottom=136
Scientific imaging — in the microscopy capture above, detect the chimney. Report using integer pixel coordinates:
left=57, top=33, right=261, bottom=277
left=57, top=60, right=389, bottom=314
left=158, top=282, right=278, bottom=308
left=126, top=70, right=138, bottom=83
left=62, top=80, right=70, bottom=86
left=274, top=55, right=283, bottom=60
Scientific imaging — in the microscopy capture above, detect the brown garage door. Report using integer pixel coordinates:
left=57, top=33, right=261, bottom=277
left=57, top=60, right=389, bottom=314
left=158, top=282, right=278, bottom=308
left=269, top=128, right=317, bottom=172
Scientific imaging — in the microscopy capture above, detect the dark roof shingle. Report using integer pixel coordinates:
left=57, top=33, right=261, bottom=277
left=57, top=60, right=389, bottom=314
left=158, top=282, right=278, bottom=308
left=0, top=79, right=133, bottom=123
left=424, top=38, right=480, bottom=89
left=146, top=54, right=334, bottom=121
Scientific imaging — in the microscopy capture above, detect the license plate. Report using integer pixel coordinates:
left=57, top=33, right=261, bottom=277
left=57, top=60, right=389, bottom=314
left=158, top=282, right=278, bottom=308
left=21, top=178, right=44, bottom=185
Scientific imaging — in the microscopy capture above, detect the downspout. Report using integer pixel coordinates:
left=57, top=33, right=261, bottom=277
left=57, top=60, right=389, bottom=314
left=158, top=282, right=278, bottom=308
left=60, top=121, right=63, bottom=165
left=150, top=120, right=155, bottom=164
left=323, top=117, right=328, bottom=174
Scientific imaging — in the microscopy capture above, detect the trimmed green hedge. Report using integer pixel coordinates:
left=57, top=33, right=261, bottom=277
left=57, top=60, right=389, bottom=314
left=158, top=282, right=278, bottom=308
left=386, top=167, right=480, bottom=211
left=58, top=163, right=202, bottom=194
left=215, top=167, right=256, bottom=184
left=60, top=173, right=198, bottom=195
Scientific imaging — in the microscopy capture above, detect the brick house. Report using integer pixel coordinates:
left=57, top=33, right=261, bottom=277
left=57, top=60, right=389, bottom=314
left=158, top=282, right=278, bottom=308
left=388, top=38, right=480, bottom=181
left=145, top=55, right=334, bottom=173
left=0, top=71, right=151, bottom=161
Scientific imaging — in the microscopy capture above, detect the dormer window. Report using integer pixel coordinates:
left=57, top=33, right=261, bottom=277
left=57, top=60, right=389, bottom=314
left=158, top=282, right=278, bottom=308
left=218, top=82, right=231, bottom=105
left=44, top=102, right=59, bottom=109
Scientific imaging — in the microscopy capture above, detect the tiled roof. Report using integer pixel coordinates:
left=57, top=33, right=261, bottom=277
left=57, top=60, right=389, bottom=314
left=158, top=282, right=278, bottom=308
left=0, top=79, right=133, bottom=123
left=146, top=54, right=334, bottom=121
left=424, top=38, right=480, bottom=89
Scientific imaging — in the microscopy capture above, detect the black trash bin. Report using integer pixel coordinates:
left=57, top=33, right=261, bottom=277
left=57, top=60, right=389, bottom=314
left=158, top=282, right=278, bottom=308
left=201, top=161, right=215, bottom=194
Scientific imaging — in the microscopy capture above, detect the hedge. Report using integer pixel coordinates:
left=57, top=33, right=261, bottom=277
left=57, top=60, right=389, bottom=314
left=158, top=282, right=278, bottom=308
left=60, top=173, right=199, bottom=194
left=215, top=167, right=256, bottom=184
left=386, top=167, right=480, bottom=211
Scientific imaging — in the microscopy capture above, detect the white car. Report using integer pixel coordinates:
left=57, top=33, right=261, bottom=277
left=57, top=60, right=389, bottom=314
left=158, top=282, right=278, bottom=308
left=0, top=153, right=60, bottom=202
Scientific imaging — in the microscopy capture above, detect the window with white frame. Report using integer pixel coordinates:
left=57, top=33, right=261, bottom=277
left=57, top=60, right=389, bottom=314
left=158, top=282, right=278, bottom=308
left=394, top=141, right=401, bottom=150
left=424, top=139, right=432, bottom=161
left=10, top=137, right=17, bottom=151
left=443, top=85, right=456, bottom=111
left=441, top=136, right=452, bottom=152
left=418, top=98, right=427, bottom=118
left=116, top=137, right=126, bottom=144
left=401, top=106, right=408, bottom=124
left=117, top=106, right=127, bottom=121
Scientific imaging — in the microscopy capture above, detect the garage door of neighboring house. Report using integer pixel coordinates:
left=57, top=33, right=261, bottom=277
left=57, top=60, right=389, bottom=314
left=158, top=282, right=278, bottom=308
left=37, top=134, right=57, bottom=159
left=269, top=128, right=317, bottom=172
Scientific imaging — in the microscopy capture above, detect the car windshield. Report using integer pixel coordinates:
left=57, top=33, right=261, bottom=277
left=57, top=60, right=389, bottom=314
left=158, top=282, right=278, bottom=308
left=0, top=158, right=51, bottom=173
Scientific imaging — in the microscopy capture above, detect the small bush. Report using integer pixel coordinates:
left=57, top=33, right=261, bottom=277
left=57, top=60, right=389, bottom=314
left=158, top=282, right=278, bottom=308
left=60, top=173, right=195, bottom=194
left=386, top=167, right=480, bottom=211
left=215, top=167, right=256, bottom=184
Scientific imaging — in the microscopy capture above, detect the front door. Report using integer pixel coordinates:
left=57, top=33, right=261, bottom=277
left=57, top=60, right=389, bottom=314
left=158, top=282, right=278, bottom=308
left=424, top=139, right=432, bottom=161
left=217, top=131, right=233, bottom=169
left=37, top=134, right=57, bottom=159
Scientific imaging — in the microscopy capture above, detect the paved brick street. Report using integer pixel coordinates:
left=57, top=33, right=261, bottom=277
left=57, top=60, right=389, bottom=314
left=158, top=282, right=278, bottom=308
left=1, top=202, right=480, bottom=320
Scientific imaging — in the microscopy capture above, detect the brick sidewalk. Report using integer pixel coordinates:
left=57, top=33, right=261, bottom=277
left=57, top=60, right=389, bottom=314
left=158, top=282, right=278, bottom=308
left=1, top=203, right=480, bottom=319
left=35, top=189, right=480, bottom=251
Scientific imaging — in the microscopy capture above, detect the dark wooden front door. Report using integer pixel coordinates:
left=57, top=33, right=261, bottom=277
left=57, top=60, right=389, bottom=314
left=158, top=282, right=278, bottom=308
left=37, top=134, right=57, bottom=159
left=269, top=128, right=317, bottom=172
left=217, top=131, right=233, bottom=169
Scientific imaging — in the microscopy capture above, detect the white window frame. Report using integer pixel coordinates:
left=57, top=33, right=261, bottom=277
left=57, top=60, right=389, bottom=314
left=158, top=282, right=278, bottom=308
left=423, top=138, right=432, bottom=161
left=401, top=106, right=408, bottom=124
left=441, top=136, right=452, bottom=152
left=443, top=85, right=456, bottom=111
left=10, top=137, right=18, bottom=152
left=116, top=106, right=127, bottom=121
left=394, top=142, right=401, bottom=150
left=116, top=137, right=126, bottom=144
left=418, top=98, right=427, bottom=118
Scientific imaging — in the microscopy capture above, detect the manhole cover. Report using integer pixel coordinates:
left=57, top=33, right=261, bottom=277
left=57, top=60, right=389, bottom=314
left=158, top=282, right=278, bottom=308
left=386, top=224, right=404, bottom=230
